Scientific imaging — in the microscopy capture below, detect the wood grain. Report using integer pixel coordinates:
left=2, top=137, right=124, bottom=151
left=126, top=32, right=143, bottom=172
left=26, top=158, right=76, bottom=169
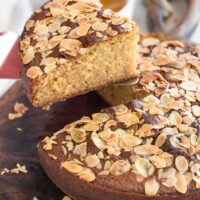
left=0, top=81, right=107, bottom=200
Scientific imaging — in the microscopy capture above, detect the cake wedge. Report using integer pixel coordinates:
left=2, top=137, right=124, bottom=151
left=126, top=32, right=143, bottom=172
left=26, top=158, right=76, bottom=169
left=20, top=0, right=139, bottom=107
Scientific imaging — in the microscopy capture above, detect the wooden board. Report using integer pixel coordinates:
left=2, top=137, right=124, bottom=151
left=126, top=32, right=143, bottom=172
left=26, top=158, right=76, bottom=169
left=0, top=81, right=107, bottom=200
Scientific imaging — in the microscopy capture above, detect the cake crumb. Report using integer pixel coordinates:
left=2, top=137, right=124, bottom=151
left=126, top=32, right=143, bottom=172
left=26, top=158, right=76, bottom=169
left=63, top=196, right=72, bottom=200
left=8, top=102, right=28, bottom=120
left=1, top=163, right=28, bottom=176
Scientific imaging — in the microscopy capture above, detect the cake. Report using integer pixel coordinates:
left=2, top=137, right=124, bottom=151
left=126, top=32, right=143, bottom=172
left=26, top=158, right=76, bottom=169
left=39, top=103, right=200, bottom=198
left=20, top=0, right=139, bottom=107
left=98, top=35, right=200, bottom=106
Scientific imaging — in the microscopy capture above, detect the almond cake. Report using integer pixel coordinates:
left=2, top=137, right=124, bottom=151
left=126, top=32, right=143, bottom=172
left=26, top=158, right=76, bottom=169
left=20, top=0, right=139, bottom=107
left=38, top=38, right=200, bottom=199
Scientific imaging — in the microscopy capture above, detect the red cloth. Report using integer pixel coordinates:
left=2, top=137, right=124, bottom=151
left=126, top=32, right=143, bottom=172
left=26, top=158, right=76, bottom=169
left=0, top=38, right=22, bottom=79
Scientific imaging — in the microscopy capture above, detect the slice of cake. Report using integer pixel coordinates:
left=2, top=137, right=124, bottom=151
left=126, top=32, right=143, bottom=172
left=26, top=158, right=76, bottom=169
left=98, top=35, right=200, bottom=106
left=38, top=97, right=200, bottom=199
left=20, top=0, right=139, bottom=107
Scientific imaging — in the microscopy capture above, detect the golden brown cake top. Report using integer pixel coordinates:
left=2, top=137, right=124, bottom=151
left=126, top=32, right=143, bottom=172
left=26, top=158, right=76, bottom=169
left=40, top=37, right=200, bottom=197
left=20, top=0, right=138, bottom=80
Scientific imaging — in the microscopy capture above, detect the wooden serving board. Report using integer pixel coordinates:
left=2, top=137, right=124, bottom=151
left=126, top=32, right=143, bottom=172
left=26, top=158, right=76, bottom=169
left=0, top=81, right=107, bottom=200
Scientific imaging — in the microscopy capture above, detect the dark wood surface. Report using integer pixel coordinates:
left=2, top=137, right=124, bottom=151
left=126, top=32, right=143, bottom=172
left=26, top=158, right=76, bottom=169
left=0, top=81, right=107, bottom=200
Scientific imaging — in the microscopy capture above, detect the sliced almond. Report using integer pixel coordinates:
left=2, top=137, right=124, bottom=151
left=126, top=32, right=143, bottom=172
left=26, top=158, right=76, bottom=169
left=73, top=142, right=87, bottom=157
left=14, top=102, right=28, bottom=114
left=142, top=37, right=160, bottom=47
left=85, top=155, right=100, bottom=168
left=135, top=158, right=155, bottom=177
left=61, top=161, right=83, bottom=173
left=92, top=22, right=108, bottom=31
left=180, top=81, right=196, bottom=91
left=78, top=168, right=96, bottom=182
left=192, top=105, right=200, bottom=117
left=175, top=156, right=188, bottom=173
left=109, top=160, right=131, bottom=176
left=70, top=128, right=86, bottom=143
left=92, top=113, right=110, bottom=124
left=117, top=112, right=139, bottom=127
left=115, top=104, right=128, bottom=116
left=155, top=133, right=166, bottom=147
left=69, top=24, right=91, bottom=38
left=169, top=111, right=182, bottom=126
left=121, top=135, right=142, bottom=148
left=22, top=46, right=34, bottom=64
left=145, top=178, right=160, bottom=196
left=84, top=123, right=99, bottom=132
left=99, top=128, right=112, bottom=141
left=60, top=39, right=82, bottom=55
left=26, top=66, right=43, bottom=79
left=174, top=173, right=187, bottom=194
left=134, top=144, right=159, bottom=156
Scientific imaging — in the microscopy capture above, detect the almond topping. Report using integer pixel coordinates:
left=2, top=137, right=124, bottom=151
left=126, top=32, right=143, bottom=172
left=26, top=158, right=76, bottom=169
left=117, top=112, right=140, bottom=127
left=61, top=161, right=83, bottom=173
left=70, top=128, right=86, bottom=143
left=109, top=160, right=131, bottom=176
left=84, top=123, right=99, bottom=132
left=142, top=37, right=160, bottom=47
left=134, top=145, right=159, bottom=156
left=60, top=39, right=82, bottom=55
left=175, top=156, right=188, bottom=173
left=155, top=133, right=166, bottom=147
left=92, top=22, right=108, bottom=31
left=145, top=178, right=160, bottom=196
left=135, top=158, right=155, bottom=177
left=169, top=111, right=182, bottom=126
left=26, top=66, right=43, bottom=79
left=85, top=155, right=100, bottom=168
left=92, top=113, right=110, bottom=124
left=192, top=105, right=200, bottom=117
left=78, top=168, right=96, bottom=182
left=121, top=135, right=142, bottom=147
left=174, top=173, right=187, bottom=194
left=22, top=46, right=34, bottom=64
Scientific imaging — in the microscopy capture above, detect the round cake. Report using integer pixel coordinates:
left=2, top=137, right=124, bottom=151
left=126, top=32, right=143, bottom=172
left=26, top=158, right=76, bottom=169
left=38, top=36, right=200, bottom=200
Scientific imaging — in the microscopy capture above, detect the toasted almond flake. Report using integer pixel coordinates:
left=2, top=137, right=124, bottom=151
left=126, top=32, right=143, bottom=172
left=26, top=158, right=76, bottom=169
left=121, top=22, right=132, bottom=30
left=109, top=160, right=131, bottom=176
left=8, top=113, right=23, bottom=120
left=135, top=158, right=155, bottom=177
left=142, top=37, right=160, bottom=47
left=196, top=90, right=200, bottom=101
left=155, top=133, right=166, bottom=147
left=96, top=31, right=103, bottom=38
left=145, top=178, right=160, bottom=196
left=111, top=18, right=125, bottom=25
left=104, top=120, right=117, bottom=129
left=175, top=156, right=188, bottom=173
left=61, top=161, right=83, bottom=173
left=63, top=196, right=72, bottom=200
left=99, top=128, right=112, bottom=141
left=92, top=22, right=108, bottom=31
left=169, top=111, right=182, bottom=126
left=69, top=24, right=91, bottom=38
left=174, top=173, right=187, bottom=194
left=26, top=66, right=43, bottom=79
left=115, top=105, right=128, bottom=116
left=25, top=20, right=35, bottom=31
left=78, top=169, right=96, bottom=182
left=84, top=123, right=99, bottom=132
left=73, top=142, right=87, bottom=157
left=70, top=128, right=86, bottom=143
left=193, top=176, right=200, bottom=187
left=22, top=46, right=34, bottom=64
left=134, top=144, right=159, bottom=156
left=192, top=105, right=200, bottom=117
left=161, top=127, right=178, bottom=135
left=85, top=155, right=100, bottom=168
left=121, top=135, right=142, bottom=147
left=180, top=81, right=197, bottom=91
left=60, top=39, right=82, bottom=54
left=92, top=113, right=110, bottom=124
left=91, top=132, right=106, bottom=150
left=117, top=112, right=140, bottom=127
left=106, top=27, right=118, bottom=36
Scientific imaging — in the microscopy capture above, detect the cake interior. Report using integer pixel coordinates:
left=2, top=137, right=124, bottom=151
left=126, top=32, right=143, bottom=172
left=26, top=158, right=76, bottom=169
left=31, top=33, right=139, bottom=107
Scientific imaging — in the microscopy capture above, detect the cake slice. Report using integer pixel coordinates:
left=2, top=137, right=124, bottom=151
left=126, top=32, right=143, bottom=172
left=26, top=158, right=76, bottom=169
left=20, top=0, right=139, bottom=107
left=38, top=96, right=200, bottom=199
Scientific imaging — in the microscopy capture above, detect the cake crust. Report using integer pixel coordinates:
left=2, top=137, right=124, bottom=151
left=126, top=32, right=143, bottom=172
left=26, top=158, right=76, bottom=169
left=20, top=0, right=139, bottom=107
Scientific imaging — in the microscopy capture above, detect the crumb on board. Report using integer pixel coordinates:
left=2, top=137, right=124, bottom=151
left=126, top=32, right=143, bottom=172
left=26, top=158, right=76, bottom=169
left=8, top=102, right=29, bottom=120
